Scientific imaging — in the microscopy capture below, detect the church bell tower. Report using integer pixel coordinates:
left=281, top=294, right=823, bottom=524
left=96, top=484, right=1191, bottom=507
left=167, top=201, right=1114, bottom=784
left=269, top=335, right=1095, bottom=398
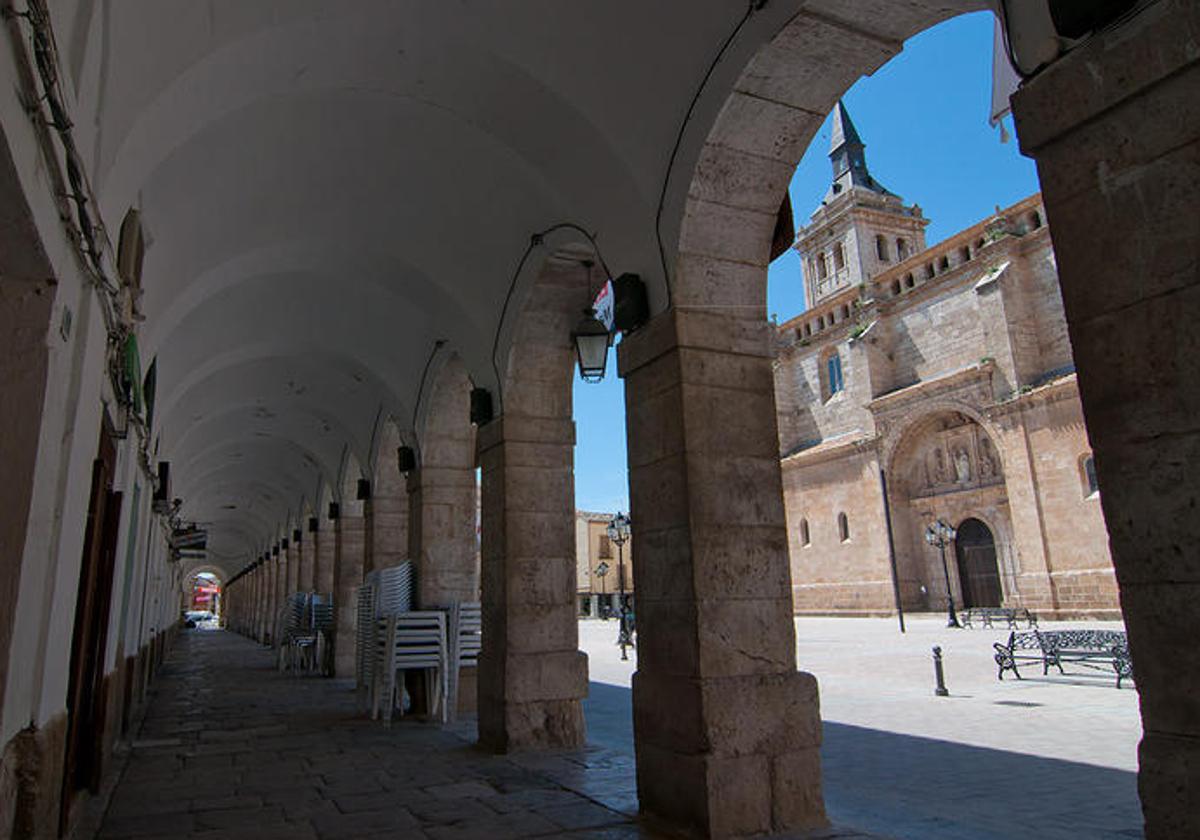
left=795, top=101, right=930, bottom=308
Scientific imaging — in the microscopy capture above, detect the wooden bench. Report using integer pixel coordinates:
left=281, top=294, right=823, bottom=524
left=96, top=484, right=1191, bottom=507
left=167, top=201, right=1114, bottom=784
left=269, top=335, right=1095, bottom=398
left=962, top=606, right=1038, bottom=629
left=993, top=629, right=1133, bottom=688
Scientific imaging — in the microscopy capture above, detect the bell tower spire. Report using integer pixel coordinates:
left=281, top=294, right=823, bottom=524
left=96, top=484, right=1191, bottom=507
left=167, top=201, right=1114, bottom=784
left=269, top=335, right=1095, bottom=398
left=796, top=101, right=929, bottom=308
left=825, top=100, right=891, bottom=203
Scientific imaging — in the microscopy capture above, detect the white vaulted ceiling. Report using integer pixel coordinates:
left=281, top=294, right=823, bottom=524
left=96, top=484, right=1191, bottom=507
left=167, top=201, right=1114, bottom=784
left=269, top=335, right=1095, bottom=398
left=49, top=0, right=815, bottom=575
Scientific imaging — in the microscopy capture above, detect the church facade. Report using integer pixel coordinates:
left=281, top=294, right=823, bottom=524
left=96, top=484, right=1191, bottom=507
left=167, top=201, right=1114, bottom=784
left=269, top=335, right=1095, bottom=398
left=775, top=103, right=1119, bottom=619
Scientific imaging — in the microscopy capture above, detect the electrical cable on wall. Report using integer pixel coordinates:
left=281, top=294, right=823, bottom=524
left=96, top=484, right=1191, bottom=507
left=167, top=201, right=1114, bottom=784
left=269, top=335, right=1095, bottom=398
left=490, top=222, right=612, bottom=410
left=653, top=0, right=763, bottom=311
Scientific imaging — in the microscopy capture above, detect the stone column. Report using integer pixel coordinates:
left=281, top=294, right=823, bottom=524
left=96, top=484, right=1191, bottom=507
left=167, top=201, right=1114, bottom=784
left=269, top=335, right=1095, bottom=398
left=1011, top=5, right=1200, bottom=836
left=254, top=564, right=266, bottom=642
left=618, top=307, right=825, bottom=837
left=315, top=521, right=336, bottom=597
left=270, top=554, right=280, bottom=648
left=333, top=506, right=367, bottom=678
left=287, top=537, right=300, bottom=594
left=476, top=415, right=587, bottom=751
left=370, top=486, right=408, bottom=575
left=407, top=466, right=477, bottom=608
left=299, top=527, right=315, bottom=592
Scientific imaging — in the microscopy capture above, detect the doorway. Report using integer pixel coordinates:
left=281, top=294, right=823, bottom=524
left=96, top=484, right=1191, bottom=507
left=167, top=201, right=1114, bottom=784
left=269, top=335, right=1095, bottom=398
left=954, top=518, right=1001, bottom=608
left=61, top=420, right=123, bottom=829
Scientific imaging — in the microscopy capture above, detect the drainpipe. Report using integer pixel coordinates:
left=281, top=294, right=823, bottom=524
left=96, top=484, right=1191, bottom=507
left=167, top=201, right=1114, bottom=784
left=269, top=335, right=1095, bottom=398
left=879, top=468, right=905, bottom=633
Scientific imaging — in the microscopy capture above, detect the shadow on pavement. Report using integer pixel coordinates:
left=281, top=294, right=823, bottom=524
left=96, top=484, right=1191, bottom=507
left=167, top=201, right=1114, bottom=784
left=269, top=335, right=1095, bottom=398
left=585, top=681, right=1143, bottom=840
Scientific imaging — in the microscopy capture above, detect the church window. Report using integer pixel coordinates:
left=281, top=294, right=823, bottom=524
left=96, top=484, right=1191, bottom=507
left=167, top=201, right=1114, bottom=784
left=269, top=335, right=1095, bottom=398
left=817, top=254, right=829, bottom=280
left=905, top=273, right=915, bottom=289
left=599, top=535, right=612, bottom=558
left=897, top=237, right=909, bottom=259
left=818, top=315, right=826, bottom=330
left=833, top=243, right=846, bottom=271
left=938, top=255, right=950, bottom=271
left=959, top=245, right=971, bottom=263
left=1029, top=210, right=1043, bottom=230
left=891, top=279, right=902, bottom=296
left=800, top=518, right=811, bottom=547
left=1081, top=454, right=1099, bottom=497
left=975, top=236, right=986, bottom=250
left=822, top=350, right=844, bottom=399
left=925, top=263, right=936, bottom=280
left=837, top=512, right=850, bottom=542
left=876, top=235, right=889, bottom=262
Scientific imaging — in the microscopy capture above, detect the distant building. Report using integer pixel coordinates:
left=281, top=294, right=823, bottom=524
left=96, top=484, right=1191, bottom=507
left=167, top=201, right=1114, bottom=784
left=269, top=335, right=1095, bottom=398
left=575, top=511, right=634, bottom=617
left=774, top=102, right=1118, bottom=619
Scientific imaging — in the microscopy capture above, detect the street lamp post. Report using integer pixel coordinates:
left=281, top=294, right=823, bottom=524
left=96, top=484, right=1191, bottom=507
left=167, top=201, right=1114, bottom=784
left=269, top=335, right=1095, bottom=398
left=924, top=519, right=961, bottom=628
left=607, top=512, right=632, bottom=660
left=594, top=561, right=609, bottom=619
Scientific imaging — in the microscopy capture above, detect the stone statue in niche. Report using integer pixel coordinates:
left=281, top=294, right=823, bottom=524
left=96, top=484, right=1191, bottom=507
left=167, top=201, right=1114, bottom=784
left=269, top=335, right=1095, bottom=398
left=954, top=448, right=971, bottom=483
left=978, top=438, right=997, bottom=479
left=930, top=448, right=949, bottom=485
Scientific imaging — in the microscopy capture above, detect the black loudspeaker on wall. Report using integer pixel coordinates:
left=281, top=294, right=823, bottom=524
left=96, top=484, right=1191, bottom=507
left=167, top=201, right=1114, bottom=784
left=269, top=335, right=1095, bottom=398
left=470, top=388, right=493, bottom=425
left=356, top=478, right=371, bottom=500
left=397, top=445, right=416, bottom=474
left=328, top=502, right=340, bottom=520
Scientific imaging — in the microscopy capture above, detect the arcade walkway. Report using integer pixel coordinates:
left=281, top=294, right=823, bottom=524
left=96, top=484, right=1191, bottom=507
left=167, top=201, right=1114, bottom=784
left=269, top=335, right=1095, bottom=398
left=91, top=631, right=870, bottom=840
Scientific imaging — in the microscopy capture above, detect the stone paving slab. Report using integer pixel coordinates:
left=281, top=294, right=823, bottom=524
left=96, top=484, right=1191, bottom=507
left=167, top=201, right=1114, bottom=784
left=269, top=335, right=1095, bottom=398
left=94, top=629, right=877, bottom=840
left=581, top=615, right=1145, bottom=840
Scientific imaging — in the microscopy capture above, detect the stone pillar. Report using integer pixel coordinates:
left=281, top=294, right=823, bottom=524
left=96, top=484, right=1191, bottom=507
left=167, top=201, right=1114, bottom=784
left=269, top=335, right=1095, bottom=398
left=407, top=465, right=477, bottom=608
left=370, top=483, right=409, bottom=575
left=273, top=551, right=285, bottom=643
left=1011, top=5, right=1200, bottom=836
left=287, top=538, right=300, bottom=594
left=618, top=308, right=825, bottom=837
left=333, top=508, right=367, bottom=677
left=299, top=528, right=315, bottom=592
left=315, top=521, right=336, bottom=597
left=477, top=415, right=588, bottom=751
left=256, top=565, right=267, bottom=639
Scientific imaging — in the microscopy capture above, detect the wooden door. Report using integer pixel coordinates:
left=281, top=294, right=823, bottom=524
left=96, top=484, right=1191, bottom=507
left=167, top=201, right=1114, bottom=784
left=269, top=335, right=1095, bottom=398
left=954, top=518, right=1001, bottom=608
left=60, top=422, right=123, bottom=830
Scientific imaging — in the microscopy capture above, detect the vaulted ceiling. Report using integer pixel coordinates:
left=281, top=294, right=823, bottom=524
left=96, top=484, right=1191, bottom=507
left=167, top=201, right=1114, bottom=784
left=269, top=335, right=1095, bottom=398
left=46, top=0, right=975, bottom=575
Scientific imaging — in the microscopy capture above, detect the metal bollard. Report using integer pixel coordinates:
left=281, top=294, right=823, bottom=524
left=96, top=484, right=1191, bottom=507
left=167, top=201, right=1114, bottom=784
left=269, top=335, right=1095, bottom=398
left=932, top=645, right=949, bottom=696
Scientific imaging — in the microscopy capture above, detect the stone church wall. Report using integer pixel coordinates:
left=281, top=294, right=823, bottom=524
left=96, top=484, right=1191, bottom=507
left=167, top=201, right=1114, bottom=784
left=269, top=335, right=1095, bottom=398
left=1017, top=388, right=1120, bottom=615
left=782, top=448, right=895, bottom=614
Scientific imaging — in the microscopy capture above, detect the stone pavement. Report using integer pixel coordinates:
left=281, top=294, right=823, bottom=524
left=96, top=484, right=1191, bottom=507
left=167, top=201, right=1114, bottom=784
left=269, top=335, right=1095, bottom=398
left=582, top=615, right=1145, bottom=840
left=91, top=629, right=874, bottom=840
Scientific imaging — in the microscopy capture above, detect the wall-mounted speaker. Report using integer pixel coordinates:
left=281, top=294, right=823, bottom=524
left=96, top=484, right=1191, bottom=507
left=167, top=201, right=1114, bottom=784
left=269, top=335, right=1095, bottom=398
left=470, top=387, right=493, bottom=425
left=328, top=502, right=340, bottom=520
left=356, top=478, right=371, bottom=500
left=397, top=445, right=416, bottom=474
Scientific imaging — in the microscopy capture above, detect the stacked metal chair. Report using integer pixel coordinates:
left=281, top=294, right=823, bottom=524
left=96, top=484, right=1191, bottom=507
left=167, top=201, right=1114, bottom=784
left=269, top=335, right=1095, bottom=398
left=278, top=591, right=335, bottom=675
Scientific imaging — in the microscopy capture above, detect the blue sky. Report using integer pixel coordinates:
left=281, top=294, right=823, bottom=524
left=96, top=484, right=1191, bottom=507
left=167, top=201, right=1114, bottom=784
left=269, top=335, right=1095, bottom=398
left=572, top=10, right=1041, bottom=514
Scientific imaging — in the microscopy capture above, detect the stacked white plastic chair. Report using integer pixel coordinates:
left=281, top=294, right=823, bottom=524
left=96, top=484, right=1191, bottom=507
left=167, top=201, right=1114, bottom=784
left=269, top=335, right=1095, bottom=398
left=445, top=601, right=481, bottom=722
left=376, top=611, right=449, bottom=723
left=354, top=583, right=378, bottom=707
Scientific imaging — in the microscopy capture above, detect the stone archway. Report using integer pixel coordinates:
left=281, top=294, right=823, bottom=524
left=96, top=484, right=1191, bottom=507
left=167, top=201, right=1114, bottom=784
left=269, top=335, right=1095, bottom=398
left=885, top=410, right=1013, bottom=611
left=618, top=6, right=994, bottom=833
